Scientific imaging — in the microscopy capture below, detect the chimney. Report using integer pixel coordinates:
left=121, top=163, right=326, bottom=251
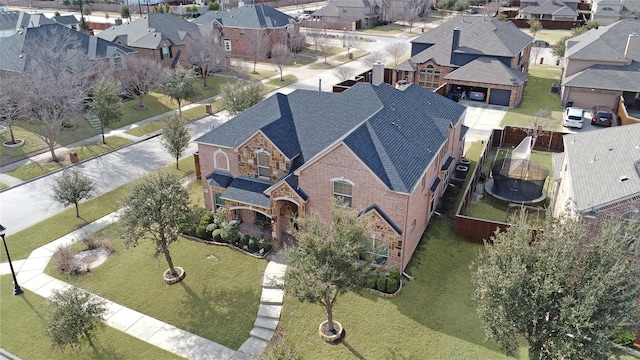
left=624, top=33, right=638, bottom=65
left=88, top=36, right=98, bottom=60
left=372, top=60, right=384, bottom=86
left=450, top=27, right=461, bottom=65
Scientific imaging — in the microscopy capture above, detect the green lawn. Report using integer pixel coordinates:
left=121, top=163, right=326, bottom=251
left=1, top=157, right=195, bottom=261
left=0, top=182, right=7, bottom=190
left=361, top=23, right=407, bottom=34
left=278, top=218, right=529, bottom=359
left=75, top=136, right=133, bottom=161
left=521, top=29, right=571, bottom=45
left=335, top=49, right=368, bottom=62
left=246, top=69, right=279, bottom=81
left=454, top=141, right=485, bottom=212
left=5, top=161, right=64, bottom=181
left=125, top=121, right=164, bottom=137
left=501, top=67, right=564, bottom=130
left=265, top=74, right=298, bottom=87
left=0, top=275, right=182, bottom=360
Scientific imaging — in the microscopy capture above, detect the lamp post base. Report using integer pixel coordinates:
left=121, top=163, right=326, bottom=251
left=13, top=286, right=23, bottom=296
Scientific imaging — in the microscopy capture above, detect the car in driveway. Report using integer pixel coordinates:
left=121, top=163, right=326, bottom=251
left=591, top=105, right=615, bottom=127
left=532, top=39, right=550, bottom=47
left=298, top=13, right=311, bottom=21
left=468, top=87, right=486, bottom=101
left=563, top=107, right=585, bottom=129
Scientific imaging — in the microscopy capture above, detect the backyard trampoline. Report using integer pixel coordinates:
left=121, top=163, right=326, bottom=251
left=485, top=157, right=550, bottom=204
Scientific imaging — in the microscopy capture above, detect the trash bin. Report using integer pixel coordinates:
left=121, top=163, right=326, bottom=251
left=69, top=151, right=79, bottom=163
left=562, top=99, right=574, bottom=108
left=205, top=104, right=212, bottom=114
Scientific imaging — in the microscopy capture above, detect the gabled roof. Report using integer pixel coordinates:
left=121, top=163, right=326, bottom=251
left=196, top=82, right=466, bottom=194
left=192, top=5, right=295, bottom=29
left=221, top=177, right=272, bottom=208
left=405, top=15, right=532, bottom=68
left=53, top=15, right=79, bottom=25
left=562, top=60, right=640, bottom=92
left=565, top=20, right=640, bottom=62
left=206, top=171, right=234, bottom=188
left=358, top=204, right=403, bottom=235
left=563, top=123, right=640, bottom=212
left=0, top=10, right=55, bottom=31
left=0, top=23, right=134, bottom=73
left=97, top=13, right=200, bottom=49
left=283, top=174, right=309, bottom=201
left=519, top=0, right=577, bottom=16
left=444, top=57, right=528, bottom=86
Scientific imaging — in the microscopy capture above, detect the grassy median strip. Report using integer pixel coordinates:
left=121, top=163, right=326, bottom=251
left=0, top=275, right=182, bottom=360
left=2, top=157, right=195, bottom=261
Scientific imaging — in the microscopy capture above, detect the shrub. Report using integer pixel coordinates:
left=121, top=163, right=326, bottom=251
left=53, top=246, right=80, bottom=274
left=386, top=278, right=399, bottom=293
left=376, top=277, right=387, bottom=292
left=208, top=1, right=219, bottom=10
left=388, top=270, right=401, bottom=282
left=196, top=211, right=215, bottom=238
left=221, top=221, right=239, bottom=243
left=240, top=234, right=250, bottom=246
left=82, top=235, right=101, bottom=250
left=366, top=275, right=377, bottom=289
left=248, top=238, right=258, bottom=251
left=180, top=206, right=208, bottom=236
left=212, top=228, right=224, bottom=242
left=612, top=328, right=636, bottom=346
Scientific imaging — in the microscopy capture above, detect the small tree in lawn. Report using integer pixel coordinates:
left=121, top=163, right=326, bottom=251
left=528, top=18, right=543, bottom=38
left=384, top=42, right=408, bottom=66
left=51, top=170, right=96, bottom=218
left=87, top=79, right=123, bottom=144
left=160, top=114, right=191, bottom=169
left=284, top=198, right=375, bottom=337
left=0, top=74, right=22, bottom=146
left=271, top=43, right=291, bottom=81
left=162, top=66, right=200, bottom=117
left=345, top=34, right=361, bottom=58
left=118, top=56, right=165, bottom=111
left=306, top=28, right=323, bottom=51
left=45, top=287, right=107, bottom=352
left=186, top=31, right=228, bottom=89
left=362, top=50, right=385, bottom=68
left=317, top=35, right=331, bottom=64
left=121, top=172, right=191, bottom=281
left=246, top=30, right=270, bottom=74
left=219, top=81, right=264, bottom=115
left=335, top=66, right=356, bottom=81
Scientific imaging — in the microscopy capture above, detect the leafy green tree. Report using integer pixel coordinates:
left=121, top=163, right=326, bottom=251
left=51, top=170, right=96, bottom=218
left=552, top=26, right=589, bottom=60
left=88, top=79, right=123, bottom=144
left=284, top=199, right=375, bottom=335
left=219, top=81, right=264, bottom=115
left=208, top=1, right=220, bottom=10
left=121, top=172, right=191, bottom=279
left=45, top=287, right=107, bottom=352
left=473, top=212, right=640, bottom=359
left=495, top=13, right=507, bottom=22
left=162, top=66, right=200, bottom=116
left=120, top=5, right=130, bottom=20
left=528, top=18, right=543, bottom=38
left=160, top=114, right=191, bottom=169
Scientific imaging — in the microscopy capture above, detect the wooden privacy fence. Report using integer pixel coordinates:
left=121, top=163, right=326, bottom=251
left=453, top=216, right=510, bottom=244
left=618, top=97, right=640, bottom=126
left=492, top=126, right=566, bottom=152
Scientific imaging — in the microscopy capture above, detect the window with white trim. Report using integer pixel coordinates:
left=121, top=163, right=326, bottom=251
left=113, top=52, right=122, bottom=70
left=333, top=180, right=353, bottom=207
left=367, top=237, right=388, bottom=265
left=214, top=149, right=229, bottom=171
left=161, top=45, right=171, bottom=60
left=224, top=39, right=232, bottom=51
left=257, top=151, right=270, bottom=178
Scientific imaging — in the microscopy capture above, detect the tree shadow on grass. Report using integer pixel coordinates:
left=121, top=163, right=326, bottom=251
left=340, top=331, right=366, bottom=359
left=20, top=292, right=47, bottom=322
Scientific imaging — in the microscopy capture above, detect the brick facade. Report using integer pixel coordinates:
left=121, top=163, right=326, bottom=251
left=215, top=24, right=301, bottom=58
left=238, top=132, right=291, bottom=182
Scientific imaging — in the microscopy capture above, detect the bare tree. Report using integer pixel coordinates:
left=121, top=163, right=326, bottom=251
left=317, top=35, right=331, bottom=64
left=334, top=66, right=356, bottom=81
left=306, top=28, right=324, bottom=51
left=15, top=27, right=96, bottom=162
left=0, top=74, right=22, bottom=146
left=531, top=45, right=544, bottom=65
left=118, top=56, right=165, bottom=110
left=271, top=43, right=292, bottom=81
left=362, top=50, right=385, bottom=68
left=186, top=31, right=228, bottom=89
left=403, top=0, right=422, bottom=33
left=246, top=30, right=270, bottom=74
left=385, top=42, right=408, bottom=66
left=345, top=34, right=361, bottom=58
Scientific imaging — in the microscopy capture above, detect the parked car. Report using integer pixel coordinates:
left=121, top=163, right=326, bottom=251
left=468, top=87, right=486, bottom=101
left=591, top=105, right=615, bottom=127
left=298, top=13, right=311, bottom=21
left=469, top=7, right=480, bottom=14
left=563, top=107, right=585, bottom=129
left=532, top=39, right=550, bottom=48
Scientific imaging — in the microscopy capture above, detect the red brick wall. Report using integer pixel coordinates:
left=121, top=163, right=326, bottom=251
left=221, top=24, right=300, bottom=58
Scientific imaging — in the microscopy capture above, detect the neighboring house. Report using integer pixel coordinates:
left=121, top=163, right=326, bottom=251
left=561, top=20, right=640, bottom=110
left=192, top=5, right=301, bottom=58
left=313, top=0, right=390, bottom=28
left=592, top=0, right=640, bottom=25
left=551, top=123, right=640, bottom=237
left=0, top=11, right=56, bottom=38
left=194, top=68, right=468, bottom=271
left=0, top=2, right=8, bottom=12
left=517, top=0, right=579, bottom=20
left=0, top=16, right=134, bottom=73
left=97, top=13, right=200, bottom=67
left=52, top=15, right=80, bottom=31
left=394, top=15, right=532, bottom=108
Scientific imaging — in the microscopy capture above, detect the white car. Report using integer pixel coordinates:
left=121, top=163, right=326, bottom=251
left=298, top=14, right=311, bottom=21
left=563, top=107, right=584, bottom=129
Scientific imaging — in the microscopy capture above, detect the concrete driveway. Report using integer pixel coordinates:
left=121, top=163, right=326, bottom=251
left=461, top=100, right=508, bottom=143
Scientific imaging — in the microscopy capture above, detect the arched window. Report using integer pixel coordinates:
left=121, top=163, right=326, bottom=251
left=213, top=149, right=229, bottom=171
left=332, top=178, right=354, bottom=207
left=256, top=150, right=270, bottom=178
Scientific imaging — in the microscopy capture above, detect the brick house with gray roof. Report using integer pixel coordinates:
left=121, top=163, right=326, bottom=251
left=194, top=77, right=468, bottom=271
left=97, top=13, right=200, bottom=67
left=393, top=15, right=532, bottom=108
left=313, top=0, right=390, bottom=28
left=551, top=123, right=640, bottom=238
left=192, top=5, right=301, bottom=58
left=561, top=20, right=640, bottom=110
left=517, top=0, right=580, bottom=20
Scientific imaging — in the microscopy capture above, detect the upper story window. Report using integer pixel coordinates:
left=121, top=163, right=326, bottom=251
left=224, top=39, right=232, bottom=52
left=418, top=65, right=440, bottom=89
left=214, top=149, right=229, bottom=171
left=239, top=28, right=245, bottom=36
left=113, top=52, right=122, bottom=70
left=257, top=151, right=270, bottom=178
left=332, top=179, right=353, bottom=207
left=161, top=45, right=171, bottom=60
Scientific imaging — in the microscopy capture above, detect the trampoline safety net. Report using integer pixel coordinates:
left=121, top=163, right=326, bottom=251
left=491, top=158, right=550, bottom=203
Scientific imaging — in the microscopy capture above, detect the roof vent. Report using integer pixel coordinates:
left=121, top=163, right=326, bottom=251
left=620, top=176, right=629, bottom=182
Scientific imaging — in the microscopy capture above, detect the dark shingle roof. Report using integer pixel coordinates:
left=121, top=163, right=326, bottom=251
left=97, top=13, right=199, bottom=49
left=193, top=5, right=295, bottom=28
left=429, top=176, right=441, bottom=192
left=444, top=57, right=528, bottom=86
left=196, top=82, right=466, bottom=194
left=562, top=61, right=640, bottom=92
left=358, top=204, right=403, bottom=235
left=283, top=174, right=309, bottom=201
left=404, top=15, right=533, bottom=67
left=53, top=15, right=79, bottom=25
left=206, top=171, right=234, bottom=188
left=566, top=20, right=640, bottom=62
left=221, top=177, right=272, bottom=208
left=0, top=11, right=55, bottom=31
left=563, top=123, right=640, bottom=212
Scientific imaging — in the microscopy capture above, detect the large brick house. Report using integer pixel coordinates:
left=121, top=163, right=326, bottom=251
left=313, top=0, right=390, bottom=28
left=394, top=15, right=533, bottom=108
left=561, top=20, right=640, bottom=110
left=97, top=13, right=200, bottom=67
left=551, top=123, right=640, bottom=236
left=192, top=5, right=301, bottom=58
left=194, top=72, right=468, bottom=271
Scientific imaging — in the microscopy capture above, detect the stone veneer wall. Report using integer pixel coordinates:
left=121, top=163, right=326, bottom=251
left=238, top=133, right=291, bottom=182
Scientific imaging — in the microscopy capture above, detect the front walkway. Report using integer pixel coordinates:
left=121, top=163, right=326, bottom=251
left=0, top=210, right=287, bottom=360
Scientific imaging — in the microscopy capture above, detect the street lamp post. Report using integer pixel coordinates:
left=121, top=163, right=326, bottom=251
left=0, top=225, right=23, bottom=296
left=343, top=28, right=347, bottom=47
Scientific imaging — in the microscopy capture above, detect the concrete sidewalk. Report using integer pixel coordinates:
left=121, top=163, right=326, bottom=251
left=1, top=210, right=287, bottom=360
